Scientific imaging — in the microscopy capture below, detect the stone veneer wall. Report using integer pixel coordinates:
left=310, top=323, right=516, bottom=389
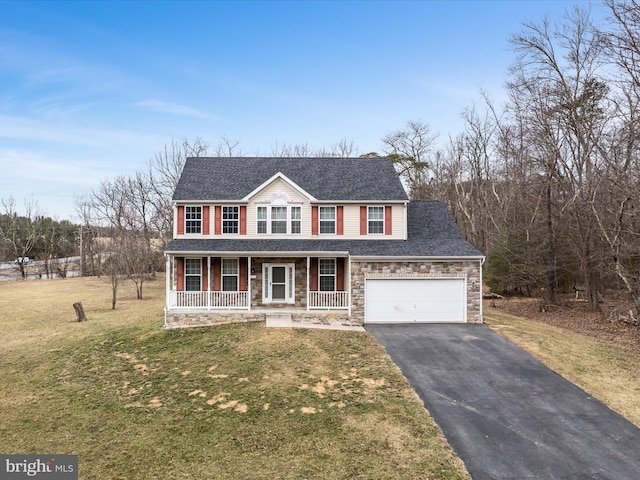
left=350, top=260, right=483, bottom=324
left=250, top=257, right=308, bottom=308
left=164, top=311, right=265, bottom=329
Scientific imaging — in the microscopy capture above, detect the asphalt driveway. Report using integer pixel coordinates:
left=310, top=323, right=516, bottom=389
left=366, top=324, right=640, bottom=480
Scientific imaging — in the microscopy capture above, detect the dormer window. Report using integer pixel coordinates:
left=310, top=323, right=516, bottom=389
left=185, top=206, right=202, bottom=234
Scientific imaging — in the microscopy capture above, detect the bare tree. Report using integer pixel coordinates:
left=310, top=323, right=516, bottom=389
left=0, top=198, right=44, bottom=279
left=74, top=193, right=105, bottom=276
left=330, top=138, right=358, bottom=157
left=588, top=0, right=640, bottom=316
left=381, top=120, right=439, bottom=198
left=105, top=229, right=128, bottom=310
left=269, top=138, right=358, bottom=158
left=147, top=138, right=209, bottom=248
left=212, top=135, right=242, bottom=157
left=507, top=7, right=608, bottom=309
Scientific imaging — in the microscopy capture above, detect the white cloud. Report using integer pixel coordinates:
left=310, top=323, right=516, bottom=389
left=0, top=149, right=98, bottom=186
left=134, top=99, right=218, bottom=120
left=0, top=113, right=163, bottom=149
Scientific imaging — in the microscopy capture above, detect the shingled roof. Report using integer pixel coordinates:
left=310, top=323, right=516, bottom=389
left=166, top=200, right=483, bottom=258
left=172, top=157, right=409, bottom=202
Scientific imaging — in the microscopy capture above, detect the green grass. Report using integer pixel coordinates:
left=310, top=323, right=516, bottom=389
left=485, top=308, right=640, bottom=427
left=0, top=277, right=468, bottom=480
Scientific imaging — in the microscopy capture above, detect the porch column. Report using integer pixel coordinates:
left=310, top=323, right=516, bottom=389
left=247, top=256, right=252, bottom=311
left=207, top=256, right=211, bottom=310
left=165, top=254, right=171, bottom=309
left=347, top=254, right=352, bottom=316
left=306, top=256, right=310, bottom=311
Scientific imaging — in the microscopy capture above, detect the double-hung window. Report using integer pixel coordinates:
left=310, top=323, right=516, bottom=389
left=185, top=206, right=202, bottom=234
left=184, top=259, right=201, bottom=291
left=222, top=259, right=238, bottom=291
left=222, top=206, right=239, bottom=234
left=271, top=206, right=288, bottom=234
left=319, top=259, right=336, bottom=291
left=257, top=206, right=268, bottom=234
left=319, top=206, right=336, bottom=234
left=368, top=206, right=384, bottom=234
left=291, top=206, right=301, bottom=234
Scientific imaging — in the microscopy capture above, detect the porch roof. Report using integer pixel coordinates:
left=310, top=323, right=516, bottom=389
left=166, top=201, right=483, bottom=259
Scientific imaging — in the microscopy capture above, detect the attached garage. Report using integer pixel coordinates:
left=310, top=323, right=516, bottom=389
left=365, top=278, right=466, bottom=323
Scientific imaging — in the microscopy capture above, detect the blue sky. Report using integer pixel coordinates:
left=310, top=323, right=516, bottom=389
left=0, top=0, right=604, bottom=220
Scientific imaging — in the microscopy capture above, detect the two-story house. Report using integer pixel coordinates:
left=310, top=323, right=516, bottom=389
left=164, top=157, right=484, bottom=328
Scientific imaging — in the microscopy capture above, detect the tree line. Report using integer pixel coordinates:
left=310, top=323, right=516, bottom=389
left=383, top=1, right=640, bottom=318
left=0, top=198, right=78, bottom=279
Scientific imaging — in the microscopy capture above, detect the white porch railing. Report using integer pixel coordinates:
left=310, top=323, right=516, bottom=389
left=168, top=290, right=348, bottom=310
left=308, top=291, right=350, bottom=309
left=169, top=291, right=249, bottom=309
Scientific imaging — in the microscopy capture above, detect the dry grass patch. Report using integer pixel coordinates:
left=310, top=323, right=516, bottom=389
left=486, top=308, right=640, bottom=426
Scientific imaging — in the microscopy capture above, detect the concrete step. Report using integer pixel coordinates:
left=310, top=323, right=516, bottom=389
left=265, top=313, right=293, bottom=328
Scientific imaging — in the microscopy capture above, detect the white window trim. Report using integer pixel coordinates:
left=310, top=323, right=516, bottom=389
left=185, top=206, right=202, bottom=235
left=318, top=258, right=336, bottom=292
left=319, top=206, right=336, bottom=235
left=367, top=206, right=385, bottom=235
left=262, top=263, right=296, bottom=304
left=184, top=258, right=202, bottom=291
left=222, top=258, right=239, bottom=292
left=222, top=206, right=240, bottom=235
left=256, top=201, right=303, bottom=235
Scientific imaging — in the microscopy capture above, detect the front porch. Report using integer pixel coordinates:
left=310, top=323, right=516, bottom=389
left=164, top=254, right=351, bottom=326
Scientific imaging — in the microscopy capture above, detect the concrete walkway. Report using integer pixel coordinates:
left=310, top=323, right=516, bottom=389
left=366, top=323, right=640, bottom=480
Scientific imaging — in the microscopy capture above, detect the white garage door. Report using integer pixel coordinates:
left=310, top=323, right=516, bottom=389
left=365, top=278, right=466, bottom=323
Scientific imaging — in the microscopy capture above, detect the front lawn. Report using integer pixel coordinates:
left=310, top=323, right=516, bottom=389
left=0, top=277, right=468, bottom=479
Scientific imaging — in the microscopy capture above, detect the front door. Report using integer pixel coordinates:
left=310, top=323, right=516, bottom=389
left=263, top=263, right=295, bottom=304
left=271, top=266, right=286, bottom=301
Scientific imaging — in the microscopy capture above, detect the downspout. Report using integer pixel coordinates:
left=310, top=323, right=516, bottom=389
left=403, top=202, right=408, bottom=240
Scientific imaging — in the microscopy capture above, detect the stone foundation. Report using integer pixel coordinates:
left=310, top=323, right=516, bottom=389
left=164, top=310, right=266, bottom=329
left=292, top=311, right=354, bottom=326
left=164, top=309, right=355, bottom=329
